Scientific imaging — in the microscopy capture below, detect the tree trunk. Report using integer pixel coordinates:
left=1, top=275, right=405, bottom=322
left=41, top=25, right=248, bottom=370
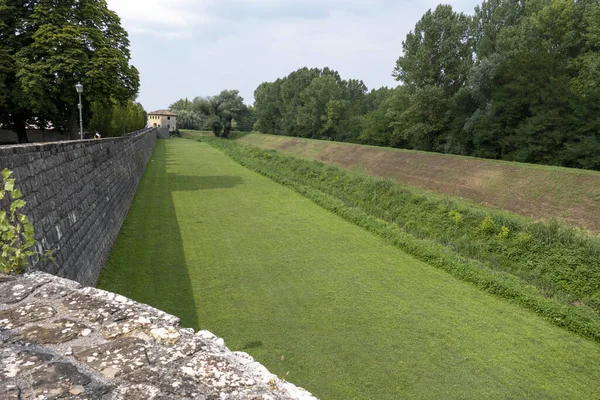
left=222, top=118, right=232, bottom=138
left=70, top=106, right=79, bottom=140
left=13, top=113, right=28, bottom=144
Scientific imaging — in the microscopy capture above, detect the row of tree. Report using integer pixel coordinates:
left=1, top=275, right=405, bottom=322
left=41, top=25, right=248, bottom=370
left=88, top=99, right=147, bottom=138
left=169, top=91, right=255, bottom=137
left=0, top=0, right=143, bottom=142
left=254, top=67, right=391, bottom=143
left=253, top=0, right=600, bottom=170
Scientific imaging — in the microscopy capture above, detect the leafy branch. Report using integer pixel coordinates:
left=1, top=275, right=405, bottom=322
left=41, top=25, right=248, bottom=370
left=0, top=168, right=52, bottom=274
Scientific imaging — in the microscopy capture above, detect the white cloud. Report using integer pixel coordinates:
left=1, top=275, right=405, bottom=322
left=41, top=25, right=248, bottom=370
left=106, top=0, right=205, bottom=37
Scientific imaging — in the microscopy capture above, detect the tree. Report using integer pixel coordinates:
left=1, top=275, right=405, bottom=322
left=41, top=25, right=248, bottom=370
left=0, top=0, right=139, bottom=141
left=253, top=67, right=374, bottom=141
left=296, top=75, right=342, bottom=139
left=393, top=4, right=474, bottom=95
left=169, top=97, right=208, bottom=130
left=89, top=99, right=146, bottom=137
left=0, top=0, right=38, bottom=143
left=198, top=90, right=247, bottom=138
left=390, top=85, right=449, bottom=151
left=358, top=88, right=396, bottom=146
left=253, top=81, right=284, bottom=134
left=235, top=105, right=256, bottom=132
left=0, top=47, right=9, bottom=109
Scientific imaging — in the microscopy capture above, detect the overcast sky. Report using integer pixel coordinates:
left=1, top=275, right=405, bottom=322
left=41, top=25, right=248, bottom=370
left=105, top=0, right=481, bottom=112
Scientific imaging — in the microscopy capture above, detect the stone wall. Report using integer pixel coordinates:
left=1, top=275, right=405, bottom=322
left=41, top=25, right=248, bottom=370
left=0, top=129, right=71, bottom=145
left=0, top=129, right=157, bottom=285
left=0, top=272, right=316, bottom=399
left=156, top=127, right=170, bottom=139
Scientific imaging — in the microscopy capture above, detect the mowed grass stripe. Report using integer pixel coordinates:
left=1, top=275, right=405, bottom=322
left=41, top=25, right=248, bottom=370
left=99, top=139, right=600, bottom=400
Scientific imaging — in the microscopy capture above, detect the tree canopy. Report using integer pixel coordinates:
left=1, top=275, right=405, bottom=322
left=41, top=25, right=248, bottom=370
left=0, top=0, right=139, bottom=142
left=170, top=91, right=254, bottom=136
left=253, top=67, right=375, bottom=142
left=88, top=99, right=146, bottom=137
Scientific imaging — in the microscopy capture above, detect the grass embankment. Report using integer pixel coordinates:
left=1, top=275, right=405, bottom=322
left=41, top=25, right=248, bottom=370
left=99, top=139, right=600, bottom=399
left=205, top=138, right=600, bottom=343
left=236, top=133, right=600, bottom=233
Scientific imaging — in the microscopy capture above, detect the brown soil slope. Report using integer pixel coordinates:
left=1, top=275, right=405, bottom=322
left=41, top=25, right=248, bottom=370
left=237, top=134, right=600, bottom=234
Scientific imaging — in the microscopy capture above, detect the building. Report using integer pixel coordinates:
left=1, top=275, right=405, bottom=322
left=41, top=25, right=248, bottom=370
left=148, top=110, right=177, bottom=132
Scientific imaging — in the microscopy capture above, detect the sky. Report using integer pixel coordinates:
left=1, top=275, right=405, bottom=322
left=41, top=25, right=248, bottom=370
left=105, top=0, right=481, bottom=112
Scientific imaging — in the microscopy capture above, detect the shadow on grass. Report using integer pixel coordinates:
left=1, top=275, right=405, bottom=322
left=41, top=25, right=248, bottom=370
left=241, top=340, right=264, bottom=350
left=98, top=141, right=243, bottom=330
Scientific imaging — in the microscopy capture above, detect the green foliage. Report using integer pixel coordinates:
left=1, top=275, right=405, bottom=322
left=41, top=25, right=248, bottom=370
left=479, top=215, right=496, bottom=234
left=192, top=90, right=249, bottom=138
left=0, top=0, right=139, bottom=141
left=393, top=4, right=473, bottom=94
left=169, top=97, right=209, bottom=130
left=0, top=169, right=50, bottom=274
left=448, top=210, right=463, bottom=225
left=253, top=67, right=373, bottom=142
left=205, top=139, right=600, bottom=342
left=498, top=225, right=510, bottom=239
left=517, top=231, right=533, bottom=245
left=89, top=99, right=146, bottom=137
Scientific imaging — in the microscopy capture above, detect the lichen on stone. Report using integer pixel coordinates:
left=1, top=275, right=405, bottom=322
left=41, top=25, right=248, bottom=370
left=0, top=272, right=317, bottom=399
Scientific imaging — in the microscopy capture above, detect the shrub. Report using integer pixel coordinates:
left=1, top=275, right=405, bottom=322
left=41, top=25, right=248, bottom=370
left=448, top=210, right=463, bottom=225
left=498, top=225, right=510, bottom=240
left=480, top=215, right=496, bottom=234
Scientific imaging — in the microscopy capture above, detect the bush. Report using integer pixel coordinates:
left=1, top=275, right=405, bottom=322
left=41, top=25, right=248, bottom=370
left=480, top=215, right=496, bottom=234
left=498, top=225, right=510, bottom=240
left=448, top=210, right=463, bottom=225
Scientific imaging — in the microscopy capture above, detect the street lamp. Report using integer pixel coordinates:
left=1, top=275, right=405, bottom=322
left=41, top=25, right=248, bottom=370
left=75, top=82, right=83, bottom=140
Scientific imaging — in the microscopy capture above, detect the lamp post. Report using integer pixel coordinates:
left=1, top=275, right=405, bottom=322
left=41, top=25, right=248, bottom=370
left=75, top=82, right=83, bottom=140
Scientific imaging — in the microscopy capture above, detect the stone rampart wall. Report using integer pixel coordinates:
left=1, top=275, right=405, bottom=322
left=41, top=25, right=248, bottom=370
left=0, top=272, right=316, bottom=399
left=0, top=129, right=157, bottom=285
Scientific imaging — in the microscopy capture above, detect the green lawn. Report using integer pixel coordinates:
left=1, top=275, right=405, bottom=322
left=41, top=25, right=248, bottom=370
left=98, top=139, right=600, bottom=399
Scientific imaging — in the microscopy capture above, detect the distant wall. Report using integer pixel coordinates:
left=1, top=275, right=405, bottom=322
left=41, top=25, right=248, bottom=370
left=0, top=128, right=157, bottom=285
left=157, top=127, right=170, bottom=139
left=0, top=129, right=70, bottom=144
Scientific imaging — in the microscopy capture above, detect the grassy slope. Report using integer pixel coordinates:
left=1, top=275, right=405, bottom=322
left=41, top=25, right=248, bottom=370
left=98, top=139, right=600, bottom=399
left=236, top=133, right=600, bottom=234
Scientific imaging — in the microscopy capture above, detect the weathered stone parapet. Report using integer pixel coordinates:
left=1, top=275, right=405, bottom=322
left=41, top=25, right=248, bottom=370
left=0, top=272, right=317, bottom=399
left=0, top=130, right=157, bottom=285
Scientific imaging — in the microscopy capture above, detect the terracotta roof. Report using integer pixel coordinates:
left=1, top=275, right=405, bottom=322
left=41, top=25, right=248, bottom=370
left=148, top=109, right=177, bottom=116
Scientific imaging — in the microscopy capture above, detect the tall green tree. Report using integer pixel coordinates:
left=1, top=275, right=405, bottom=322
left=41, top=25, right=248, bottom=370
left=466, top=0, right=600, bottom=167
left=0, top=0, right=38, bottom=142
left=169, top=97, right=208, bottom=130
left=254, top=67, right=371, bottom=141
left=89, top=99, right=146, bottom=137
left=0, top=0, right=139, bottom=141
left=391, top=5, right=474, bottom=151
left=296, top=75, right=342, bottom=139
left=253, top=80, right=284, bottom=134
left=393, top=4, right=474, bottom=94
